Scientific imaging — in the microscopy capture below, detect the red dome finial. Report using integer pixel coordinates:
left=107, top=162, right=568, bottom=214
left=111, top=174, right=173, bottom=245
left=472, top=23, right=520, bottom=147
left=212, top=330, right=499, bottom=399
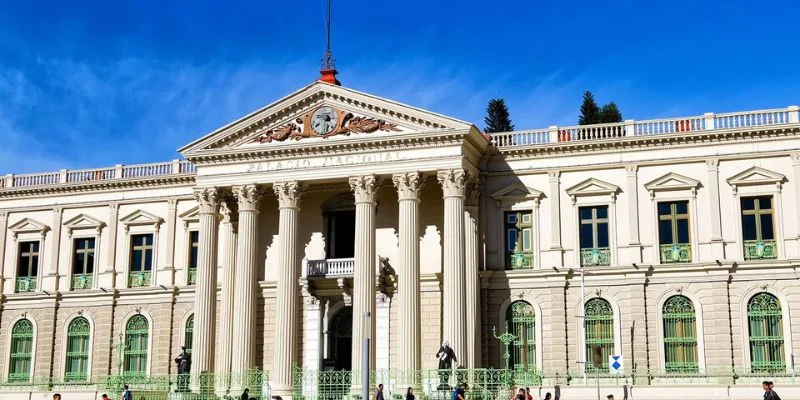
left=317, top=0, right=341, bottom=85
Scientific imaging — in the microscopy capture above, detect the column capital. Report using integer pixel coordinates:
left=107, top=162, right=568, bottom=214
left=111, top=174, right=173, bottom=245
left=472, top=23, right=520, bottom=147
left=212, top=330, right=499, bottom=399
left=392, top=172, right=423, bottom=201
left=706, top=159, right=719, bottom=171
left=233, top=184, right=264, bottom=212
left=349, top=175, right=378, bottom=204
left=625, top=165, right=638, bottom=176
left=0, top=210, right=7, bottom=220
left=465, top=178, right=480, bottom=208
left=791, top=153, right=800, bottom=166
left=273, top=181, right=305, bottom=209
left=437, top=169, right=467, bottom=198
left=548, top=170, right=561, bottom=182
left=194, top=187, right=223, bottom=214
left=220, top=197, right=239, bottom=225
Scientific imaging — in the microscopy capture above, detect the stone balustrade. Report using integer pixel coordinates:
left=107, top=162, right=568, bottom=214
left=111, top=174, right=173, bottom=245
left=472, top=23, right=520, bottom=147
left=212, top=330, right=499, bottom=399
left=0, top=159, right=195, bottom=189
left=306, top=258, right=355, bottom=277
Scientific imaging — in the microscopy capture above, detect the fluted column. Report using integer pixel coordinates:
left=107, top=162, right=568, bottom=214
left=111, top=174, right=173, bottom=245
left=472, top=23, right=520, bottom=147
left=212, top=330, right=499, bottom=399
left=231, top=185, right=263, bottom=389
left=464, top=179, right=481, bottom=368
left=272, top=181, right=305, bottom=397
left=393, top=172, right=422, bottom=377
left=192, top=188, right=221, bottom=380
left=350, top=175, right=378, bottom=379
left=215, top=198, right=237, bottom=392
left=437, top=169, right=467, bottom=366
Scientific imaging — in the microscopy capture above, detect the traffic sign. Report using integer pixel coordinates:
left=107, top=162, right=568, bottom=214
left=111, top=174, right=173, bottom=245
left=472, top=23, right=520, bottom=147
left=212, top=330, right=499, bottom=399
left=609, top=355, right=623, bottom=375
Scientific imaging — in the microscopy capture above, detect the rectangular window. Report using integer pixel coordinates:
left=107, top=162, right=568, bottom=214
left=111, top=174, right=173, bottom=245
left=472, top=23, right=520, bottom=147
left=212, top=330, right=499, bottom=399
left=71, top=238, right=96, bottom=290
left=187, top=231, right=199, bottom=285
left=16, top=241, right=39, bottom=292
left=658, top=201, right=692, bottom=263
left=579, top=206, right=610, bottom=266
left=741, top=196, right=777, bottom=260
left=129, top=234, right=154, bottom=287
left=504, top=211, right=533, bottom=269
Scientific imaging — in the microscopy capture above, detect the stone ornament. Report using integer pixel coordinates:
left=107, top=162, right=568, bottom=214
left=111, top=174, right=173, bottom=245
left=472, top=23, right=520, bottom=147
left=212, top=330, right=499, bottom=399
left=273, top=181, right=305, bottom=209
left=349, top=175, right=378, bottom=204
left=392, top=172, right=422, bottom=201
left=437, top=169, right=467, bottom=198
left=233, top=184, right=264, bottom=212
left=252, top=107, right=401, bottom=143
left=194, top=187, right=222, bottom=214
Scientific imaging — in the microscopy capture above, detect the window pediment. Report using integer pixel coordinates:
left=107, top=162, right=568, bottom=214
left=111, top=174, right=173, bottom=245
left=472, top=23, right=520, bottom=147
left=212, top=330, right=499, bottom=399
left=63, top=214, right=105, bottom=236
left=644, top=172, right=701, bottom=199
left=9, top=217, right=50, bottom=240
left=120, top=210, right=164, bottom=233
left=726, top=166, right=785, bottom=194
left=178, top=206, right=199, bottom=228
left=491, top=183, right=543, bottom=203
left=566, top=178, right=619, bottom=203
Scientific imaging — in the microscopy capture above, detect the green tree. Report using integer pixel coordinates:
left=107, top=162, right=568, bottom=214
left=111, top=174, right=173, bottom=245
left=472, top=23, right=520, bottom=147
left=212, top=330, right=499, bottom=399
left=600, top=102, right=623, bottom=123
left=484, top=98, right=515, bottom=133
left=578, top=91, right=601, bottom=125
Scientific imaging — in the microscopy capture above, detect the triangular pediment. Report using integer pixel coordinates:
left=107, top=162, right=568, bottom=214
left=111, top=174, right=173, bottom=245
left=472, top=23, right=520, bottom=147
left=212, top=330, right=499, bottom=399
left=63, top=214, right=105, bottom=235
left=179, top=206, right=200, bottom=227
left=726, top=166, right=785, bottom=188
left=644, top=172, right=701, bottom=194
left=120, top=210, right=164, bottom=228
left=491, top=183, right=544, bottom=201
left=179, top=82, right=472, bottom=155
left=566, top=178, right=620, bottom=197
left=9, top=217, right=50, bottom=238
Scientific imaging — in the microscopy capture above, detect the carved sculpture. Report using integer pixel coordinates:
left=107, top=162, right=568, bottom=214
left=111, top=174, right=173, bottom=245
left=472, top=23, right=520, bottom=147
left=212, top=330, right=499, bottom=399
left=252, top=109, right=401, bottom=143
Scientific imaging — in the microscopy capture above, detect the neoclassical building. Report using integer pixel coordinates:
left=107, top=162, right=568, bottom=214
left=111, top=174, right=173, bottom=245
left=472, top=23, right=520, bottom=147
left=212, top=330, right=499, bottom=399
left=0, top=72, right=799, bottom=400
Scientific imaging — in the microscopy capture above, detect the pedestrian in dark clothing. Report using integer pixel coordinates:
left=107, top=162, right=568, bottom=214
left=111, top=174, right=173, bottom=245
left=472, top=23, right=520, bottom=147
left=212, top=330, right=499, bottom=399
left=375, top=384, right=385, bottom=400
left=122, top=385, right=133, bottom=400
left=406, top=387, right=415, bottom=400
left=514, top=388, right=526, bottom=400
left=241, top=388, right=250, bottom=400
left=763, top=381, right=781, bottom=400
left=543, top=392, right=552, bottom=400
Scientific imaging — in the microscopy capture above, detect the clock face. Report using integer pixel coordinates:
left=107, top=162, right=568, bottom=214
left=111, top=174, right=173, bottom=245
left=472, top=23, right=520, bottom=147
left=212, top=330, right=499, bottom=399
left=311, top=106, right=338, bottom=135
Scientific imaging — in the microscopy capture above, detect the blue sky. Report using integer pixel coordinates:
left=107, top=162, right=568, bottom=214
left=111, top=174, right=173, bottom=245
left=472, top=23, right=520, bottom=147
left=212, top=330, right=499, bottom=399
left=1, top=1, right=799, bottom=174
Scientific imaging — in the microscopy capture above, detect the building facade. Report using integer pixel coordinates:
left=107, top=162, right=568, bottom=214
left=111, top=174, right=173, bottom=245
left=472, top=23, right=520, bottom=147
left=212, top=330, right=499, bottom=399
left=0, top=79, right=799, bottom=400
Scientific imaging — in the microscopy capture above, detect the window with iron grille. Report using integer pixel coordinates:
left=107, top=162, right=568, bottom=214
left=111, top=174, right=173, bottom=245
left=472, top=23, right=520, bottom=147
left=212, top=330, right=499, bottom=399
left=662, top=295, right=698, bottom=373
left=506, top=301, right=536, bottom=370
left=741, top=196, right=777, bottom=260
left=184, top=314, right=194, bottom=354
left=16, top=241, right=40, bottom=292
left=504, top=211, right=533, bottom=269
left=123, top=315, right=149, bottom=377
left=579, top=206, right=610, bottom=266
left=187, top=231, right=199, bottom=285
left=71, top=238, right=95, bottom=290
left=129, top=234, right=154, bottom=287
left=8, top=319, right=34, bottom=382
left=64, top=317, right=90, bottom=382
left=584, top=298, right=614, bottom=373
left=657, top=201, right=692, bottom=263
left=747, top=292, right=785, bottom=373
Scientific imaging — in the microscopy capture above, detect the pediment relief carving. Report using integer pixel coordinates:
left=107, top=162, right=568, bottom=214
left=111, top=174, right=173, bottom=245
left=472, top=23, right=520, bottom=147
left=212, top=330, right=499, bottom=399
left=247, top=107, right=404, bottom=144
left=566, top=178, right=620, bottom=203
left=644, top=172, right=701, bottom=199
left=120, top=210, right=164, bottom=233
left=726, top=166, right=785, bottom=194
left=9, top=217, right=50, bottom=240
left=491, top=183, right=543, bottom=203
left=63, top=214, right=105, bottom=236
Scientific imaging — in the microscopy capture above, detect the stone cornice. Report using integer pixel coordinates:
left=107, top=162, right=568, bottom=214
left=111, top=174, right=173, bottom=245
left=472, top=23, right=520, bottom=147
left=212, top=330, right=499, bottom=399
left=0, top=174, right=195, bottom=199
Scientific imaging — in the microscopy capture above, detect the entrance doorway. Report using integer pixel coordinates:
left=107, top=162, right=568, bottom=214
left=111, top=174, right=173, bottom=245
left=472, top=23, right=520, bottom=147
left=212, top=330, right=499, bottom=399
left=325, top=210, right=356, bottom=259
left=328, top=306, right=352, bottom=370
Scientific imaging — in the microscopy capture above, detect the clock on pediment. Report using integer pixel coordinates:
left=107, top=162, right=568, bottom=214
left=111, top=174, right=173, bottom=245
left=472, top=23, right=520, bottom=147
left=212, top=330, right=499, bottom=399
left=310, top=106, right=339, bottom=135
left=251, top=105, right=401, bottom=143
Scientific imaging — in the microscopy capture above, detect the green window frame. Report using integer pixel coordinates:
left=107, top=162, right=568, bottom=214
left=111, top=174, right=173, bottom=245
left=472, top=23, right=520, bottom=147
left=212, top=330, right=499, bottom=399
left=184, top=314, right=194, bottom=354
left=187, top=231, right=199, bottom=285
left=8, top=319, right=34, bottom=382
left=741, top=196, right=777, bottom=260
left=16, top=241, right=40, bottom=292
left=71, top=238, right=95, bottom=290
left=579, top=206, right=610, bottom=266
left=504, top=211, right=533, bottom=269
left=64, top=317, right=91, bottom=382
left=129, top=234, right=154, bottom=287
left=747, top=292, right=785, bottom=373
left=657, top=201, right=692, bottom=263
left=662, top=295, right=698, bottom=373
left=123, top=315, right=149, bottom=377
left=584, top=298, right=614, bottom=373
left=506, top=301, right=536, bottom=370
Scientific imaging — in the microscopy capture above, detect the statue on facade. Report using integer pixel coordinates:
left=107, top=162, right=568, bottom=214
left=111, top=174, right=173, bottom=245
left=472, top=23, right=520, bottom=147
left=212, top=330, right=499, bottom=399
left=435, top=340, right=457, bottom=389
left=174, top=346, right=192, bottom=391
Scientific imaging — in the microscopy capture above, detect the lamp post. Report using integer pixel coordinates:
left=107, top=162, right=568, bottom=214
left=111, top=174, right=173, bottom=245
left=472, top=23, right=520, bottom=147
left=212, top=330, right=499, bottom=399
left=113, top=333, right=126, bottom=393
left=493, top=325, right=517, bottom=387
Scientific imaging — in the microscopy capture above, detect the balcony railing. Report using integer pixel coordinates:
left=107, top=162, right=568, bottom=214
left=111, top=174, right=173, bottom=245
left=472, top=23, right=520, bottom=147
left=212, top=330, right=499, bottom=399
left=307, top=258, right=355, bottom=277
left=506, top=252, right=534, bottom=270
left=660, top=244, right=692, bottom=263
left=580, top=247, right=611, bottom=267
left=70, top=273, right=94, bottom=290
left=1, top=159, right=195, bottom=190
left=188, top=268, right=197, bottom=285
left=15, top=276, right=37, bottom=293
left=128, top=271, right=152, bottom=287
left=491, top=105, right=799, bottom=148
left=743, top=240, right=778, bottom=260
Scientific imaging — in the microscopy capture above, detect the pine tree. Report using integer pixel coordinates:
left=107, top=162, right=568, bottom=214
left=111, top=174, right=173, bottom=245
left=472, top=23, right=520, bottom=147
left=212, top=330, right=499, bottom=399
left=579, top=91, right=601, bottom=125
left=600, top=102, right=623, bottom=123
left=484, top=98, right=515, bottom=133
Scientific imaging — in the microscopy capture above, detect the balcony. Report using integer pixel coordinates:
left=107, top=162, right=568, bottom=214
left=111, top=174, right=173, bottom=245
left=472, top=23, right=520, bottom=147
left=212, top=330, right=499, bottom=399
left=70, top=273, right=94, bottom=290
left=580, top=247, right=611, bottom=267
left=660, top=244, right=692, bottom=263
left=188, top=268, right=197, bottom=285
left=506, top=252, right=533, bottom=270
left=743, top=240, right=778, bottom=260
left=307, top=258, right=355, bottom=277
left=15, top=276, right=37, bottom=293
left=128, top=271, right=152, bottom=287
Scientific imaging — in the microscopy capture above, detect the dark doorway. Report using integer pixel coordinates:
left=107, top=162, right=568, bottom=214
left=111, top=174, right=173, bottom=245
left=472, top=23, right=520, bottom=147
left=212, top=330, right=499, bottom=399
left=325, top=210, right=356, bottom=259
left=328, top=306, right=353, bottom=370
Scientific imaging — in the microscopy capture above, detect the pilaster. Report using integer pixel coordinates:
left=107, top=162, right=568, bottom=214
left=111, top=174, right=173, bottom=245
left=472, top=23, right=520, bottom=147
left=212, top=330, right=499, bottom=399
left=548, top=170, right=563, bottom=267
left=164, top=199, right=178, bottom=285
left=0, top=211, right=7, bottom=292
left=101, top=203, right=119, bottom=288
left=43, top=207, right=63, bottom=291
left=792, top=154, right=800, bottom=242
left=706, top=159, right=725, bottom=259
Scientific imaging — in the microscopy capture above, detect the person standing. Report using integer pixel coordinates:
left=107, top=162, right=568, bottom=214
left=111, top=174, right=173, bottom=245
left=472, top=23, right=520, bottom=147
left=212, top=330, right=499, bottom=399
left=525, top=387, right=533, bottom=400
left=52, top=394, right=61, bottom=400
left=375, top=383, right=385, bottom=400
left=763, top=381, right=781, bottom=400
left=101, top=395, right=110, bottom=400
left=543, top=392, right=552, bottom=400
left=122, top=385, right=133, bottom=400
left=514, top=388, right=526, bottom=400
left=241, top=388, right=250, bottom=400
left=406, top=387, right=415, bottom=400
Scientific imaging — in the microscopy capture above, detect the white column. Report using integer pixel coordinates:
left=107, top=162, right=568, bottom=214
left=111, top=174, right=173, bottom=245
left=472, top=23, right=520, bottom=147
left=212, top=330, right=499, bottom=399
left=216, top=199, right=237, bottom=391
left=437, top=169, right=467, bottom=365
left=191, top=188, right=221, bottom=380
left=272, top=181, right=304, bottom=398
left=464, top=179, right=481, bottom=368
left=393, top=172, right=422, bottom=377
left=231, top=184, right=263, bottom=389
left=349, top=175, right=378, bottom=378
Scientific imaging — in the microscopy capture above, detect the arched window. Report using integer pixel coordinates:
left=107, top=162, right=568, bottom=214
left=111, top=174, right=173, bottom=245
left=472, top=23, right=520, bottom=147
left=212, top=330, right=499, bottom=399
left=123, top=315, right=149, bottom=377
left=747, top=293, right=785, bottom=373
left=184, top=314, right=194, bottom=354
left=65, top=317, right=91, bottom=381
left=584, top=298, right=614, bottom=373
left=662, top=295, right=698, bottom=373
left=505, top=301, right=536, bottom=370
left=8, top=319, right=34, bottom=382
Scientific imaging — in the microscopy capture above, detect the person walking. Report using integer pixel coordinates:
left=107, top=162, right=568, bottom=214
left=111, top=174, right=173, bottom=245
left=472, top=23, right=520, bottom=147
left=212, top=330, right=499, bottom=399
left=406, top=387, right=415, bottom=400
left=53, top=394, right=61, bottom=400
left=241, top=388, right=250, bottom=400
left=543, top=392, right=552, bottom=400
left=763, top=381, right=781, bottom=400
left=122, top=385, right=133, bottom=400
left=375, top=383, right=385, bottom=400
left=101, top=395, right=110, bottom=400
left=525, top=387, right=533, bottom=400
